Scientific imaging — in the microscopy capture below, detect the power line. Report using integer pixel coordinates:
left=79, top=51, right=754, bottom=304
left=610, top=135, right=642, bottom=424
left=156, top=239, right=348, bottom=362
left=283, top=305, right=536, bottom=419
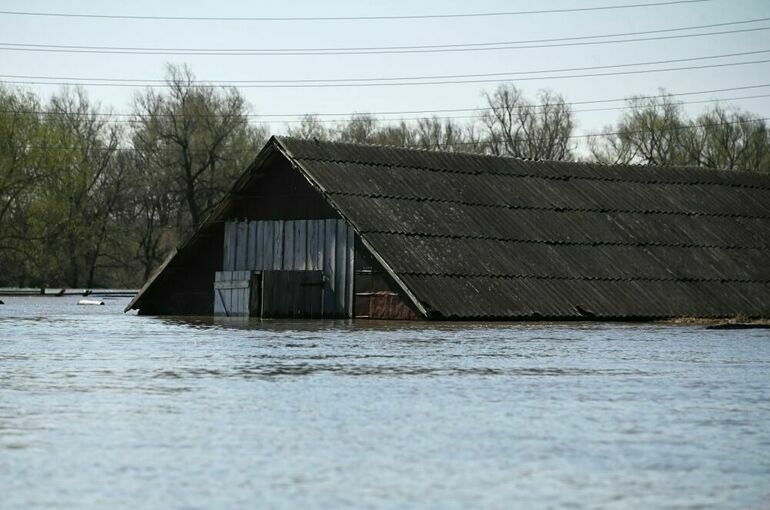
left=423, top=117, right=770, bottom=147
left=19, top=117, right=770, bottom=152
left=0, top=1, right=711, bottom=22
left=281, top=94, right=770, bottom=123
left=1, top=23, right=765, bottom=56
left=7, top=17, right=765, bottom=52
left=4, top=94, right=768, bottom=126
left=3, top=84, right=769, bottom=120
left=2, top=50, right=767, bottom=88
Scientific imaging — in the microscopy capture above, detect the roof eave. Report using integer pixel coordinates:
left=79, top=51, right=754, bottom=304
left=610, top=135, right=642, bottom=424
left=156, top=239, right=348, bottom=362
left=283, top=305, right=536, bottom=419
left=125, top=137, right=284, bottom=313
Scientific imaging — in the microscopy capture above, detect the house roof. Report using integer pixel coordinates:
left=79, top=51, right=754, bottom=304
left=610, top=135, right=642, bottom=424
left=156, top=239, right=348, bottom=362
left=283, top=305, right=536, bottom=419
left=273, top=136, right=770, bottom=319
left=128, top=136, right=770, bottom=319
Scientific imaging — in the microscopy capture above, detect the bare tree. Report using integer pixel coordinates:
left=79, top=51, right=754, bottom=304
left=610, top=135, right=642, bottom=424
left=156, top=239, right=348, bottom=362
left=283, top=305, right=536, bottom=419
left=413, top=117, right=471, bottom=151
left=481, top=85, right=575, bottom=160
left=683, top=106, right=769, bottom=173
left=589, top=92, right=769, bottom=172
left=588, top=92, right=687, bottom=166
left=286, top=114, right=331, bottom=141
left=334, top=113, right=380, bottom=144
left=371, top=121, right=415, bottom=147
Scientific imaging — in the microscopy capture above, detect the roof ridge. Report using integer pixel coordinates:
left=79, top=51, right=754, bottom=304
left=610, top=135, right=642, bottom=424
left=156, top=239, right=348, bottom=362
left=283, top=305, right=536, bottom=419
left=275, top=134, right=537, bottom=162
left=274, top=135, right=770, bottom=178
left=289, top=154, right=770, bottom=190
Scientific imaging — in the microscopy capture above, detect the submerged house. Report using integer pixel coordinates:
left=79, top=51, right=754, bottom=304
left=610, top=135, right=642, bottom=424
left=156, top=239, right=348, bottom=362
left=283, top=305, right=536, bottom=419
left=126, top=136, right=770, bottom=320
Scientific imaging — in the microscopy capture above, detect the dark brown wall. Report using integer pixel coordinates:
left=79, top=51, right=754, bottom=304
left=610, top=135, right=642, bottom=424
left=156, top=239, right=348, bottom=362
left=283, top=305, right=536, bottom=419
left=138, top=224, right=223, bottom=316
left=228, top=156, right=339, bottom=221
left=354, top=238, right=419, bottom=320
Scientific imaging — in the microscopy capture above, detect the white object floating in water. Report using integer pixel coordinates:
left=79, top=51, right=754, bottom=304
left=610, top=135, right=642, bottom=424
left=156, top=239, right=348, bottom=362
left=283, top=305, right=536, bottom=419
left=78, top=299, right=104, bottom=306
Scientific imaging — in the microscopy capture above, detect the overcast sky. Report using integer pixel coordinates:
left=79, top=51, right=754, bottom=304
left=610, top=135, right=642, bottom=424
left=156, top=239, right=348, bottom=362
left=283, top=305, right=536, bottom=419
left=1, top=0, right=769, bottom=136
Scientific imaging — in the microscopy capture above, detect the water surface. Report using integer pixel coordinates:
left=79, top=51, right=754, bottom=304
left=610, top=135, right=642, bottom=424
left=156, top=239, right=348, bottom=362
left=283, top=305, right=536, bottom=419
left=1, top=296, right=769, bottom=509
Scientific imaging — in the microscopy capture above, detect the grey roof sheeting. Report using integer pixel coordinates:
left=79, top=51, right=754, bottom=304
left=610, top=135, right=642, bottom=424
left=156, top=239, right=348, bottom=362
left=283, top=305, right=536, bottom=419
left=275, top=136, right=770, bottom=319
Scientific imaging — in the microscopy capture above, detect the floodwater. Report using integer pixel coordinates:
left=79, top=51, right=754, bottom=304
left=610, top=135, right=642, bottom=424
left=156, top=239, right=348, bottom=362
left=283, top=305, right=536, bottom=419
left=1, top=297, right=769, bottom=509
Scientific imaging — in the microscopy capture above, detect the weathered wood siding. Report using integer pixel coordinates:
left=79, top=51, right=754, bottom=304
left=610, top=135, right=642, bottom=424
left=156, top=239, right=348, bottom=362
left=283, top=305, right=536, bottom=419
left=261, top=270, right=324, bottom=318
left=218, top=219, right=355, bottom=317
left=214, top=270, right=251, bottom=317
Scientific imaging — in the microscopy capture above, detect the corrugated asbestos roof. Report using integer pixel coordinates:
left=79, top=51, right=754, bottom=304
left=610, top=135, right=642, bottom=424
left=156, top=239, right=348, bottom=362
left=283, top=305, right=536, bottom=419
left=275, top=136, right=770, bottom=319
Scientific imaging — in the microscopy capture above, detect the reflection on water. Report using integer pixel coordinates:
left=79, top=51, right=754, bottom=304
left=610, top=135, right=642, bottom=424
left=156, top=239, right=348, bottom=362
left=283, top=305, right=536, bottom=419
left=1, top=296, right=769, bottom=509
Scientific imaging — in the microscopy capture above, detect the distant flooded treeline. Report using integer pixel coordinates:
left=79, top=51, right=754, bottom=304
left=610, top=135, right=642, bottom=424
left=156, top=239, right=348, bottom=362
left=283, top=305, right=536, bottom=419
left=1, top=63, right=768, bottom=288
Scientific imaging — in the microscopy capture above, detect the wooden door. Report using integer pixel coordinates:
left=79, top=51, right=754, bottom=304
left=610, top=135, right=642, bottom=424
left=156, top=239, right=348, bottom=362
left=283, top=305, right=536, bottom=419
left=248, top=272, right=262, bottom=317
left=261, top=270, right=324, bottom=318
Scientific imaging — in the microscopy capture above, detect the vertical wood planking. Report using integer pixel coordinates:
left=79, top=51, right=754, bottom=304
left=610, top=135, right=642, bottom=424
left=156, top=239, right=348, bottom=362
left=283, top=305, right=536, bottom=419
left=294, top=220, right=307, bottom=271
left=263, top=221, right=274, bottom=270
left=307, top=221, right=318, bottom=270
left=314, top=221, right=321, bottom=271
left=222, top=222, right=232, bottom=271
left=263, top=221, right=269, bottom=270
left=225, top=219, right=337, bottom=272
left=231, top=281, right=238, bottom=317
left=255, top=221, right=264, bottom=270
left=317, top=220, right=325, bottom=274
left=216, top=290, right=224, bottom=316
left=266, top=272, right=273, bottom=317
left=236, top=221, right=248, bottom=270
left=283, top=220, right=295, bottom=270
left=227, top=222, right=234, bottom=271
left=346, top=225, right=355, bottom=318
left=249, top=273, right=261, bottom=317
left=214, top=270, right=253, bottom=317
left=213, top=272, right=222, bottom=316
left=238, top=288, right=246, bottom=316
left=316, top=222, right=325, bottom=314
left=273, top=220, right=284, bottom=270
left=247, top=221, right=257, bottom=270
left=229, top=221, right=238, bottom=271
left=214, top=285, right=223, bottom=316
left=222, top=223, right=229, bottom=271
left=335, top=220, right=347, bottom=315
left=221, top=219, right=354, bottom=318
left=323, top=219, right=337, bottom=316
